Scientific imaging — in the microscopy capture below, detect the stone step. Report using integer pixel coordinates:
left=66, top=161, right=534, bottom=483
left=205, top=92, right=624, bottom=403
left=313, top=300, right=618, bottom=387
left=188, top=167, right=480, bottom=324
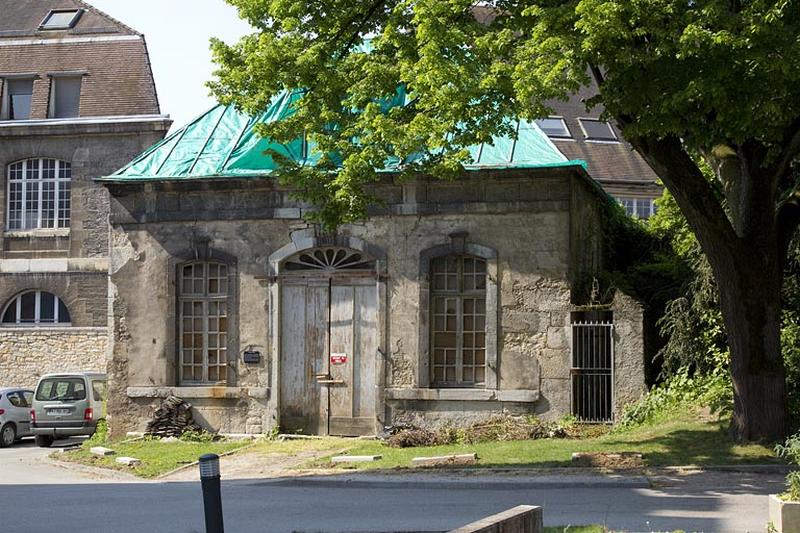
left=90, top=446, right=115, bottom=456
left=331, top=455, right=383, bottom=463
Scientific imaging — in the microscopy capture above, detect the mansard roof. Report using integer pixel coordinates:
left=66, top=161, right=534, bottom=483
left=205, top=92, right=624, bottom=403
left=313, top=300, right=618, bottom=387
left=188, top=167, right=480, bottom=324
left=103, top=90, right=586, bottom=182
left=0, top=1, right=161, bottom=118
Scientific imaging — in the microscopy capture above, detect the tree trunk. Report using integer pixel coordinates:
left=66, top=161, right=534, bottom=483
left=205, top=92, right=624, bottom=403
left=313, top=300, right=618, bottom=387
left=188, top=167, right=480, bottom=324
left=629, top=135, right=789, bottom=442
left=714, top=244, right=787, bottom=442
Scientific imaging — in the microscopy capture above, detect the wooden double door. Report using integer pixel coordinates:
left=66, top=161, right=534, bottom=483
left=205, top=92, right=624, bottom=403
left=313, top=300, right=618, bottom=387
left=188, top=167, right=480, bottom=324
left=280, top=277, right=378, bottom=436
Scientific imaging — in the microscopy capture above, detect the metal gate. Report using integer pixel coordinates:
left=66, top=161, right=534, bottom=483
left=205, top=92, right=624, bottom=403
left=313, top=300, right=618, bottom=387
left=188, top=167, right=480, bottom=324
left=571, top=319, right=614, bottom=422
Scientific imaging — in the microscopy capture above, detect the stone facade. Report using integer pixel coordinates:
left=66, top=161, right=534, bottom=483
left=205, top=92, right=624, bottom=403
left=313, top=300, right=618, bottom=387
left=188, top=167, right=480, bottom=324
left=0, top=327, right=106, bottom=388
left=104, top=169, right=646, bottom=436
left=0, top=1, right=170, bottom=388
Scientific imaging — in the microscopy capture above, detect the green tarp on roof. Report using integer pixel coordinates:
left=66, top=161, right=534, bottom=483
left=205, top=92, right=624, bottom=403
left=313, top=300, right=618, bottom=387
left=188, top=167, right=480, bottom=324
left=102, top=90, right=585, bottom=181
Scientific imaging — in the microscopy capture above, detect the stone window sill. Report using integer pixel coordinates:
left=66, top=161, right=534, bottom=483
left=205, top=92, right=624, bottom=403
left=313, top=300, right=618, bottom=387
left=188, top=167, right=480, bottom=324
left=384, top=388, right=539, bottom=403
left=0, top=326, right=106, bottom=333
left=127, top=386, right=268, bottom=400
left=4, top=229, right=70, bottom=238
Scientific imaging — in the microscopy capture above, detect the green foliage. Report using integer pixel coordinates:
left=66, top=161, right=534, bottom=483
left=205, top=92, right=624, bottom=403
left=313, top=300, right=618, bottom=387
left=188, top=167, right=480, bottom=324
left=595, top=195, right=688, bottom=307
left=648, top=189, right=800, bottom=424
left=616, top=369, right=732, bottom=430
left=776, top=432, right=800, bottom=500
left=210, top=0, right=800, bottom=228
left=85, top=419, right=108, bottom=446
left=179, top=428, right=217, bottom=443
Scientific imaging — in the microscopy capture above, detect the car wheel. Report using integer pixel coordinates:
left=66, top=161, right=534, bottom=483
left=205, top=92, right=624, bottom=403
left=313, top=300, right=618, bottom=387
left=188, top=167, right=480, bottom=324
left=0, top=423, right=16, bottom=448
left=35, top=435, right=53, bottom=448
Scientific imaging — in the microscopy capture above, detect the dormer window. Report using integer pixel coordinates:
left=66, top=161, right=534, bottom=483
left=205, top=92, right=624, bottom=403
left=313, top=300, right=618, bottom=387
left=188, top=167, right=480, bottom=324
left=579, top=118, right=619, bottom=142
left=40, top=9, right=82, bottom=30
left=535, top=117, right=571, bottom=139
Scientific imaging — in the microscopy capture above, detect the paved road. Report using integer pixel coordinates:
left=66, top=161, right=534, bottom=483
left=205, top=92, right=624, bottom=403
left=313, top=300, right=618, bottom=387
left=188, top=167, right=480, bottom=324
left=0, top=442, right=784, bottom=532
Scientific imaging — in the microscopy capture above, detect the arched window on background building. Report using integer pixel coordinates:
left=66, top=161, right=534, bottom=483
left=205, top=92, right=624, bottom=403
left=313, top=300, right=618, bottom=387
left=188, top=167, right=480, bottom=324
left=1, top=291, right=71, bottom=325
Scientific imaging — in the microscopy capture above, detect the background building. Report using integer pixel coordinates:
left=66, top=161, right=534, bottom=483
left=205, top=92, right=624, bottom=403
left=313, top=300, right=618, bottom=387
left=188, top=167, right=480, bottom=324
left=538, top=88, right=663, bottom=219
left=0, top=0, right=170, bottom=387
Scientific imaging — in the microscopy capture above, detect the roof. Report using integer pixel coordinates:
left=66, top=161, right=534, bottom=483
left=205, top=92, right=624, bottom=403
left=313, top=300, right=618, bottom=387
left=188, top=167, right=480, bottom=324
left=0, top=1, right=161, bottom=118
left=546, top=83, right=660, bottom=187
left=103, top=90, right=586, bottom=182
left=0, top=0, right=138, bottom=39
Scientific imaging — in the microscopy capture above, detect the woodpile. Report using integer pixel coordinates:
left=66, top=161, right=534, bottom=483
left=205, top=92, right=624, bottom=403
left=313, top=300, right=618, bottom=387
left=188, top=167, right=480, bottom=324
left=145, top=396, right=203, bottom=438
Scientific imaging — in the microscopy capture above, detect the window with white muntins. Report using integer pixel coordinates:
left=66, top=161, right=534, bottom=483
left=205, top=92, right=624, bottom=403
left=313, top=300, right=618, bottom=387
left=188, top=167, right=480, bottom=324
left=6, top=159, right=71, bottom=230
left=618, top=197, right=657, bottom=219
left=2, top=291, right=71, bottom=326
left=179, top=262, right=230, bottom=384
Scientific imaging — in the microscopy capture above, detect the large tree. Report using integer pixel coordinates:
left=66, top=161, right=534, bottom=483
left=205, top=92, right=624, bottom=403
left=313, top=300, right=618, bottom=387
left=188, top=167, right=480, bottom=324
left=209, top=0, right=800, bottom=441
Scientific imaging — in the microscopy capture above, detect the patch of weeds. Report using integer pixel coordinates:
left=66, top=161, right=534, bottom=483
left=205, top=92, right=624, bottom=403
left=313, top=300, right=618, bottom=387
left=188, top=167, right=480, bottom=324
left=179, top=428, right=216, bottom=443
left=385, top=414, right=571, bottom=448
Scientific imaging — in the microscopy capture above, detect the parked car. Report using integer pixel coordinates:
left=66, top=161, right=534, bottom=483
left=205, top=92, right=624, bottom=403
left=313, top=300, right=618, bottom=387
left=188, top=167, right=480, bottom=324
left=0, top=388, right=34, bottom=447
left=30, top=373, right=107, bottom=448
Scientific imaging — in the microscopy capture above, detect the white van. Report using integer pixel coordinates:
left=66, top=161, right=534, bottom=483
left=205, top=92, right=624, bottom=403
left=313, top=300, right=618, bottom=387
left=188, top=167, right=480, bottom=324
left=30, top=373, right=107, bottom=447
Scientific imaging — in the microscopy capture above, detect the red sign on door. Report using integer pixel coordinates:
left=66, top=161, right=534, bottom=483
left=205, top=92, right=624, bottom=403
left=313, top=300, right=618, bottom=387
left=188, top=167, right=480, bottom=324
left=330, top=353, right=348, bottom=365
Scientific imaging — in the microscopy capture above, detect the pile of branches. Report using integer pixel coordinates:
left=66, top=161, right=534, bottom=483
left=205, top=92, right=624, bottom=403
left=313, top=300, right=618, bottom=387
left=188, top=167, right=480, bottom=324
left=145, top=395, right=204, bottom=439
left=385, top=414, right=571, bottom=448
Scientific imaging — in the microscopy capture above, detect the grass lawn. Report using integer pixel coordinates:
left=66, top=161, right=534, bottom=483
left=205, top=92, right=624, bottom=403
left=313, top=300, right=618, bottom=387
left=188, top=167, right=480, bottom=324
left=308, top=410, right=780, bottom=471
left=58, top=438, right=250, bottom=478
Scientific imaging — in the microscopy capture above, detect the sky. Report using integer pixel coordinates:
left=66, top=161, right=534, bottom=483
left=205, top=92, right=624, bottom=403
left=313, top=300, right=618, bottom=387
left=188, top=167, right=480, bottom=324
left=89, top=0, right=253, bottom=131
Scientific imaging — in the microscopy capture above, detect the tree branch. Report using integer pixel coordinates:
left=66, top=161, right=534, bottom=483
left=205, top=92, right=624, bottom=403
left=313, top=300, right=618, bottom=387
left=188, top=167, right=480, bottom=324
left=328, top=0, right=386, bottom=54
left=777, top=189, right=800, bottom=263
left=766, top=115, right=800, bottom=183
left=629, top=134, right=739, bottom=259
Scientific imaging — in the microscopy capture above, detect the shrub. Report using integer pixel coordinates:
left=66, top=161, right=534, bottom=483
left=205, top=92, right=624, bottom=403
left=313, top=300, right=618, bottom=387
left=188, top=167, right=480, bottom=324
left=615, top=369, right=731, bottom=430
left=776, top=432, right=800, bottom=501
left=179, top=428, right=216, bottom=443
left=85, top=419, right=108, bottom=446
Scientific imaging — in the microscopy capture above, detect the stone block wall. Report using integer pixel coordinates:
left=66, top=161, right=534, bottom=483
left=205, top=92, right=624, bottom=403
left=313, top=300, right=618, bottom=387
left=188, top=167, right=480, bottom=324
left=0, top=327, right=107, bottom=388
left=104, top=170, right=646, bottom=435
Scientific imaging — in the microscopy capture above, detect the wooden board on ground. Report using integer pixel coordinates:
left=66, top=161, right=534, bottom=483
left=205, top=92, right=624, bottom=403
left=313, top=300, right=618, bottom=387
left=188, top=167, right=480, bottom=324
left=411, top=453, right=478, bottom=467
left=571, top=451, right=643, bottom=468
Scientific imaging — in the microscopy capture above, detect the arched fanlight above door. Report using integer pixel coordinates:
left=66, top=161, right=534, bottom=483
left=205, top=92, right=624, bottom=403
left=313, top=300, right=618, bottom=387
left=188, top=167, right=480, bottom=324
left=283, top=247, right=376, bottom=272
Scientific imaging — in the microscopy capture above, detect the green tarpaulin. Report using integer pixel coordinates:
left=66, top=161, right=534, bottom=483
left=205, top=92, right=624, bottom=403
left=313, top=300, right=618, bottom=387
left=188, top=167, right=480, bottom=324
left=102, top=90, right=585, bottom=181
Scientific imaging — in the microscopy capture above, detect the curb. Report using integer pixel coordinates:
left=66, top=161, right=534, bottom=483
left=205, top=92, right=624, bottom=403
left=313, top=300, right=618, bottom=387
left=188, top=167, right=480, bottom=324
left=659, top=464, right=795, bottom=474
left=45, top=455, right=146, bottom=482
left=249, top=473, right=652, bottom=490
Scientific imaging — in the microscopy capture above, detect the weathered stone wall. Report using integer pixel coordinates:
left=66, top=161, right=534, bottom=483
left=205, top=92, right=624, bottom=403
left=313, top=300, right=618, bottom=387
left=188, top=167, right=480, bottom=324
left=105, top=170, right=645, bottom=435
left=0, top=327, right=107, bottom=388
left=612, top=291, right=647, bottom=416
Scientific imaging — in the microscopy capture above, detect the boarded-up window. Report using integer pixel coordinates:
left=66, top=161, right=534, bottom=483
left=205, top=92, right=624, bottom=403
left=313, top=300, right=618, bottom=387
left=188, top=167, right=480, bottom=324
left=50, top=77, right=81, bottom=118
left=5, top=79, right=34, bottom=120
left=431, top=255, right=487, bottom=387
left=179, top=262, right=229, bottom=384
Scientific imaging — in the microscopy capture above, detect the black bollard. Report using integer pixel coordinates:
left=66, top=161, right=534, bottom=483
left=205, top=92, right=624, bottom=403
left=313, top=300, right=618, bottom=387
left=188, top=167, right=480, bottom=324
left=199, top=453, right=224, bottom=533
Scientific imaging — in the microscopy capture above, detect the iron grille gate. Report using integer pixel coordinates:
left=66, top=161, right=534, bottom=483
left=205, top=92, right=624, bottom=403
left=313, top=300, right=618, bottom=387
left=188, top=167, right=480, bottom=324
left=571, top=320, right=614, bottom=423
